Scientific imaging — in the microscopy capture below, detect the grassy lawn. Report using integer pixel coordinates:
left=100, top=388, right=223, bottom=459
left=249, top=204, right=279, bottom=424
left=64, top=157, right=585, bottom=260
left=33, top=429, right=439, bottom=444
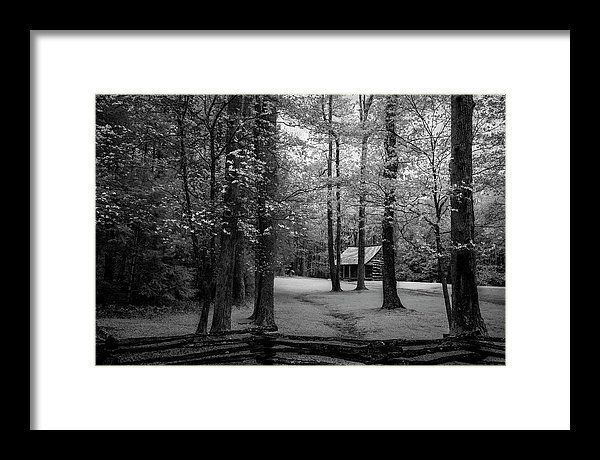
left=98, top=276, right=505, bottom=340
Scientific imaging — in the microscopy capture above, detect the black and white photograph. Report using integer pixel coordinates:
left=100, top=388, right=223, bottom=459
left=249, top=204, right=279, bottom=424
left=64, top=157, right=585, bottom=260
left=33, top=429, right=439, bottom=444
left=95, top=94, right=506, bottom=365
left=31, top=30, right=570, bottom=430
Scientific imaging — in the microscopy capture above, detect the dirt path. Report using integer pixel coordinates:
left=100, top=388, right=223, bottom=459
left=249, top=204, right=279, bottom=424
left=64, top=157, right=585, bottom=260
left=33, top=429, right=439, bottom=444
left=326, top=311, right=365, bottom=338
left=293, top=290, right=367, bottom=339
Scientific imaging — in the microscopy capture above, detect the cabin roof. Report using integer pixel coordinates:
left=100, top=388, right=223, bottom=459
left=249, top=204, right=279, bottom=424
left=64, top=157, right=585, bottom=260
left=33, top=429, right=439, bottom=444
left=339, top=245, right=382, bottom=265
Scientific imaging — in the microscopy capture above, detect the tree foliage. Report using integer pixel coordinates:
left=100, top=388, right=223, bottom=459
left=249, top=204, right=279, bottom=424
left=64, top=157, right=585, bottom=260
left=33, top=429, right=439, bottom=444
left=96, top=94, right=505, bottom=324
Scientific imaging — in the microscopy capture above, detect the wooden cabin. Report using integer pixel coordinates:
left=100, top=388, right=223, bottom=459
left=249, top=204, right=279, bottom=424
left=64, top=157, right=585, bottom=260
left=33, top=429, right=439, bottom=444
left=338, top=245, right=383, bottom=281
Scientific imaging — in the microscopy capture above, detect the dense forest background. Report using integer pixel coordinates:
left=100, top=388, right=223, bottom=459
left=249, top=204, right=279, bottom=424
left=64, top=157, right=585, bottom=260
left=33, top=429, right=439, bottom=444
left=96, top=95, right=505, bottom=312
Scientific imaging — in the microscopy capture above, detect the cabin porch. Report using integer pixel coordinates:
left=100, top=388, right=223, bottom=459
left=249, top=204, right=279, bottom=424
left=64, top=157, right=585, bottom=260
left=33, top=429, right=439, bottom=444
left=341, top=264, right=374, bottom=281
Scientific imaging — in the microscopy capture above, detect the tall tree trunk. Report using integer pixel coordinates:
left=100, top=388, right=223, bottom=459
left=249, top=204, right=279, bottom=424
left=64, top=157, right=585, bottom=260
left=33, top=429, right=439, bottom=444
left=196, top=105, right=223, bottom=334
left=325, top=95, right=341, bottom=292
left=209, top=134, right=217, bottom=274
left=211, top=96, right=244, bottom=333
left=335, top=135, right=342, bottom=285
left=381, top=96, right=405, bottom=310
left=231, top=97, right=252, bottom=307
left=252, top=95, right=279, bottom=330
left=196, top=286, right=211, bottom=335
left=356, top=95, right=373, bottom=291
left=449, top=95, right=487, bottom=336
left=173, top=96, right=212, bottom=335
left=434, top=223, right=452, bottom=329
left=432, top=164, right=453, bottom=330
